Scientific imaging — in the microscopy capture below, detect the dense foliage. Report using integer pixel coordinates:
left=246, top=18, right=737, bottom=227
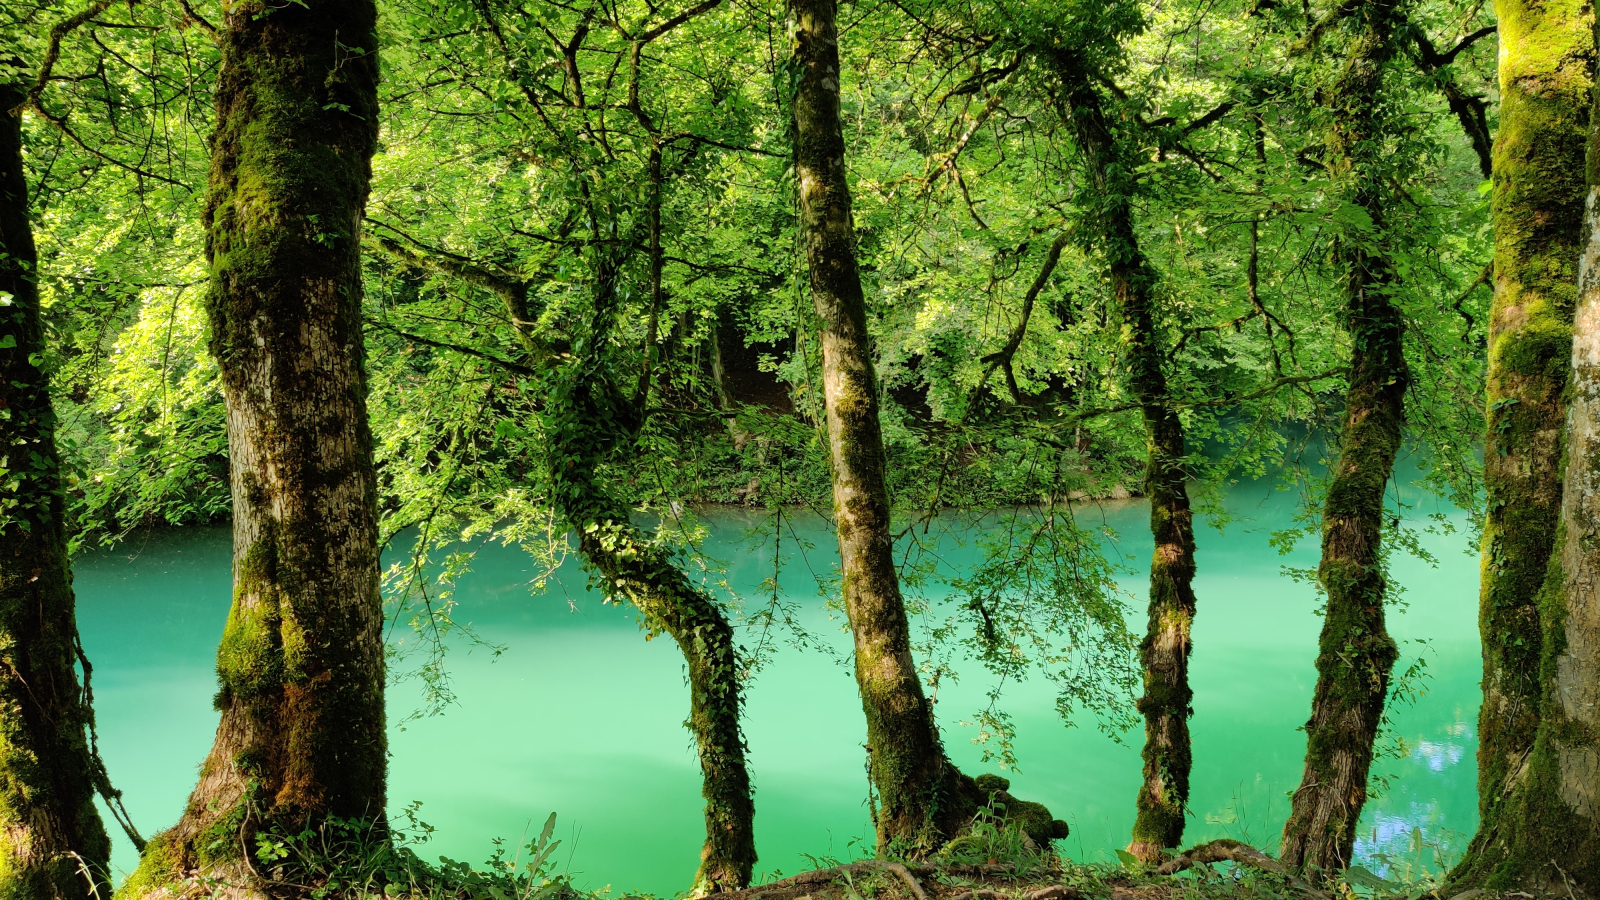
left=1, top=0, right=1529, bottom=889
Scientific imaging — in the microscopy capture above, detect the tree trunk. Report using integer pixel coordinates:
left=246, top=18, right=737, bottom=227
left=1451, top=0, right=1593, bottom=885
left=1048, top=51, right=1198, bottom=865
left=0, top=80, right=113, bottom=900
left=790, top=0, right=973, bottom=855
left=125, top=2, right=386, bottom=893
left=1278, top=0, right=1406, bottom=876
left=540, top=245, right=756, bottom=892
left=550, top=453, right=756, bottom=892
left=1446, top=63, right=1600, bottom=894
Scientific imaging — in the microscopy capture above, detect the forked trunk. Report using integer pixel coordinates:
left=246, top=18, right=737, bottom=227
left=0, top=79, right=113, bottom=900
left=1451, top=0, right=1593, bottom=884
left=125, top=2, right=386, bottom=893
left=1050, top=51, right=1198, bottom=864
left=790, top=0, right=972, bottom=854
left=1279, top=0, right=1406, bottom=875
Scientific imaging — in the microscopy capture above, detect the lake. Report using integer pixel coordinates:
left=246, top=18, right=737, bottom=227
left=74, top=471, right=1480, bottom=895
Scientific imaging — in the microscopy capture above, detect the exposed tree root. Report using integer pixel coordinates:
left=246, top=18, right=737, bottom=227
left=710, top=862, right=1090, bottom=900
left=713, top=861, right=928, bottom=900
left=1154, top=840, right=1328, bottom=898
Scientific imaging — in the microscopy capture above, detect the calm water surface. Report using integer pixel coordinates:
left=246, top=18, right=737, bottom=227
left=75, top=476, right=1480, bottom=894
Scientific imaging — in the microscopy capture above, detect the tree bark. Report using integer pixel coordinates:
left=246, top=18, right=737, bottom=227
left=0, top=79, right=113, bottom=900
left=790, top=0, right=973, bottom=855
left=124, top=2, right=386, bottom=893
left=1048, top=50, right=1198, bottom=865
left=1451, top=0, right=1593, bottom=885
left=541, top=242, right=756, bottom=892
left=1278, top=0, right=1406, bottom=876
left=1445, top=57, right=1600, bottom=894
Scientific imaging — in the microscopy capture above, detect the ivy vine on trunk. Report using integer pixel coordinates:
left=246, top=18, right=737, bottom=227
left=1278, top=0, right=1408, bottom=876
left=0, top=77, right=113, bottom=900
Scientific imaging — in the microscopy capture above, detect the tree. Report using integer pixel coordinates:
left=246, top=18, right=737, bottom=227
left=789, top=0, right=1073, bottom=855
left=0, top=73, right=112, bottom=900
left=124, top=0, right=387, bottom=892
left=1043, top=43, right=1200, bottom=866
left=1278, top=0, right=1409, bottom=875
left=1443, top=23, right=1600, bottom=886
left=1450, top=0, right=1593, bottom=884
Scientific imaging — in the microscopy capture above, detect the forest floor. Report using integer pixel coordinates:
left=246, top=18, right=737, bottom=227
left=694, top=852, right=1466, bottom=900
left=710, top=859, right=1311, bottom=900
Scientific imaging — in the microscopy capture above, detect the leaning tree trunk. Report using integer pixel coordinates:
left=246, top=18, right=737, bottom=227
left=125, top=2, right=385, bottom=893
left=544, top=375, right=756, bottom=890
left=540, top=251, right=756, bottom=891
left=1450, top=0, right=1593, bottom=885
left=1278, top=0, right=1406, bottom=877
left=1049, top=51, right=1198, bottom=864
left=790, top=0, right=974, bottom=854
left=0, top=79, right=113, bottom=900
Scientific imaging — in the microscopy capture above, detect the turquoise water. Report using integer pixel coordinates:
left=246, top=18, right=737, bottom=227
left=74, top=476, right=1480, bottom=894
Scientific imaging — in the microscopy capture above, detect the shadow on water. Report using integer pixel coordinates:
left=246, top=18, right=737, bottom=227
left=73, top=467, right=1480, bottom=893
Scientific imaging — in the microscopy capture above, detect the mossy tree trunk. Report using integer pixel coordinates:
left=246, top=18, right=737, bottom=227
left=543, top=343, right=756, bottom=891
left=1278, top=0, right=1406, bottom=876
left=127, top=1, right=386, bottom=892
left=538, top=248, right=755, bottom=894
left=1445, top=66, right=1600, bottom=894
left=1048, top=51, right=1198, bottom=865
left=0, top=79, right=113, bottom=900
left=790, top=0, right=975, bottom=855
left=1451, top=0, right=1593, bottom=885
left=371, top=187, right=758, bottom=896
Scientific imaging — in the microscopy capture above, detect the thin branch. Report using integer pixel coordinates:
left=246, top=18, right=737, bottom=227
left=21, top=0, right=119, bottom=113
left=176, top=0, right=220, bottom=40
left=636, top=0, right=725, bottom=43
left=980, top=233, right=1070, bottom=404
left=365, top=318, right=538, bottom=376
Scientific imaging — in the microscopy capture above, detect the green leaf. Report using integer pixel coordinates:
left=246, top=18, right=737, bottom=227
left=1344, top=865, right=1398, bottom=891
left=0, top=335, right=15, bottom=349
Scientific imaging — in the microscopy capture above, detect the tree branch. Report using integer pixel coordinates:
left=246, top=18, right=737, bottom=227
left=636, top=0, right=725, bottom=43
left=365, top=318, right=538, bottom=376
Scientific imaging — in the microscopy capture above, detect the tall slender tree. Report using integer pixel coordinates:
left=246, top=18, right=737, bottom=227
left=125, top=0, right=386, bottom=891
left=0, top=76, right=113, bottom=900
left=1045, top=46, right=1199, bottom=865
left=1451, top=0, right=1594, bottom=884
left=789, top=0, right=1044, bottom=854
left=1278, top=0, right=1408, bottom=875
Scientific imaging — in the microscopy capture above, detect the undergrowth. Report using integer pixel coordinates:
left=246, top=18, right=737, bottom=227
left=186, top=804, right=1450, bottom=900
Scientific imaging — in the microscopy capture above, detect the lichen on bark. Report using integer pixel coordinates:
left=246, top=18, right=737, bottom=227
left=0, top=77, right=112, bottom=900
left=1453, top=165, right=1600, bottom=896
left=121, top=1, right=386, bottom=895
left=789, top=0, right=1067, bottom=856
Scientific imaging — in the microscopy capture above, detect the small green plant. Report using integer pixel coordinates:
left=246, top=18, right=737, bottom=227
left=933, top=801, right=1051, bottom=877
left=249, top=804, right=573, bottom=900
